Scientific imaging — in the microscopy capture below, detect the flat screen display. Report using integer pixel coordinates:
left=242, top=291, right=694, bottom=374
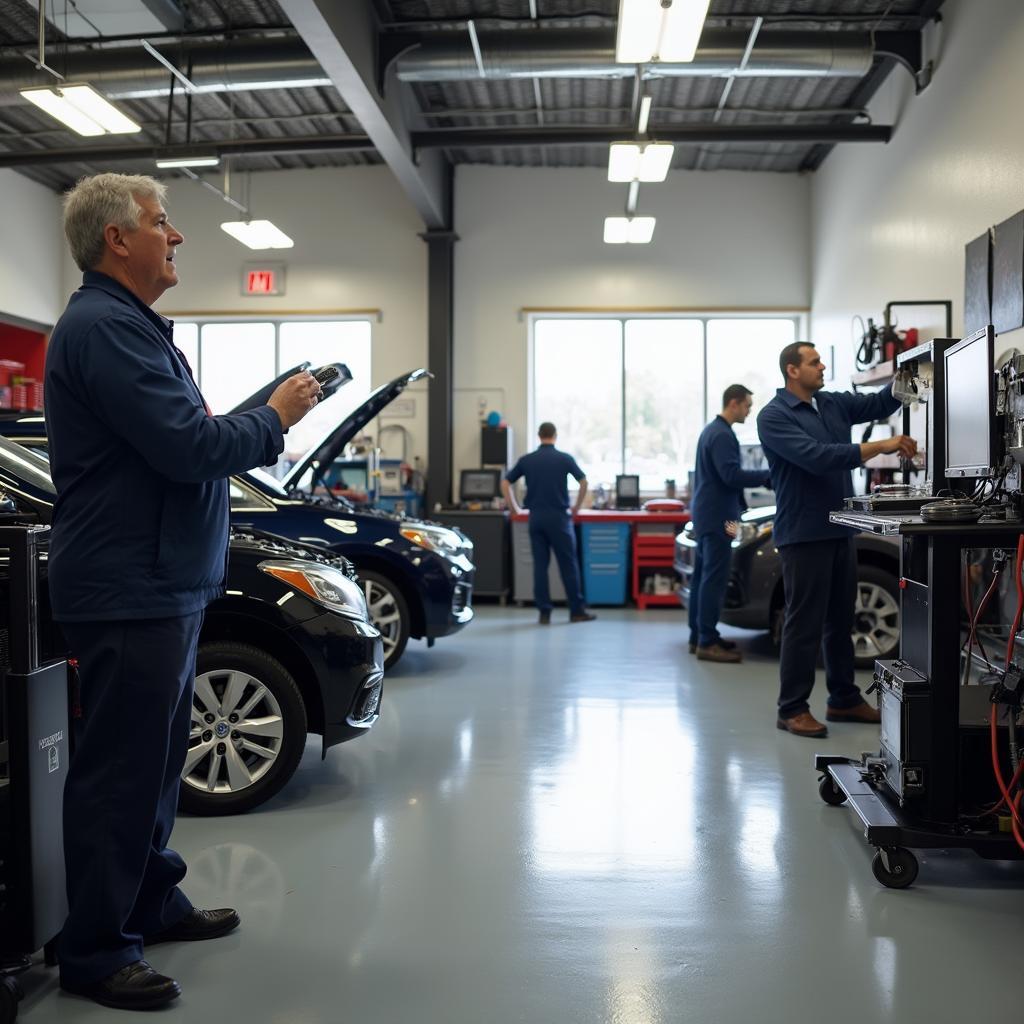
left=615, top=474, right=640, bottom=508
left=944, top=325, right=996, bottom=478
left=460, top=469, right=501, bottom=501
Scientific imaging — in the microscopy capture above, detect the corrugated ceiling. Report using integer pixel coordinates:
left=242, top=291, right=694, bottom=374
left=0, top=0, right=941, bottom=189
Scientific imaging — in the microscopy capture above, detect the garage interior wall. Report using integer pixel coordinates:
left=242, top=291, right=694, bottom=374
left=811, top=0, right=1024, bottom=376
left=0, top=169, right=66, bottom=329
left=453, top=165, right=811, bottom=498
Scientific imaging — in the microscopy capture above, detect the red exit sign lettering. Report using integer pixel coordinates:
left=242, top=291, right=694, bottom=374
left=241, top=262, right=285, bottom=296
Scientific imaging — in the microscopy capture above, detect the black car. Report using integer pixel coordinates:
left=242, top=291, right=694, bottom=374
left=0, top=436, right=384, bottom=816
left=2, top=367, right=475, bottom=671
left=674, top=505, right=900, bottom=668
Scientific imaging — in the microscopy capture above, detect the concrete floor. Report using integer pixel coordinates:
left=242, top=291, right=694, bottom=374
left=17, top=606, right=1024, bottom=1022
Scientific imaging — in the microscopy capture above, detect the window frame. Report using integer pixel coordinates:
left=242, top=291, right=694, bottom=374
left=169, top=313, right=374, bottom=399
left=528, top=310, right=808, bottom=482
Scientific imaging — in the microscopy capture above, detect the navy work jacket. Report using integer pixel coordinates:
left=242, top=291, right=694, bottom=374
left=45, top=272, right=285, bottom=622
left=690, top=415, right=768, bottom=537
left=756, top=385, right=901, bottom=548
left=506, top=445, right=585, bottom=513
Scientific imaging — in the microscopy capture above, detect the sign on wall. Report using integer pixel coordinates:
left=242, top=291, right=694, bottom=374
left=241, top=262, right=286, bottom=296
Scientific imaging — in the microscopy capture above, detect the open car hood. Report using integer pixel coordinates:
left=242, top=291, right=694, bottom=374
left=281, top=368, right=431, bottom=493
left=228, top=362, right=352, bottom=415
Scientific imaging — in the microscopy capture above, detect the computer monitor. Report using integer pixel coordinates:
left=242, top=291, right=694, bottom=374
left=459, top=468, right=501, bottom=502
left=944, top=325, right=998, bottom=479
left=615, top=474, right=641, bottom=509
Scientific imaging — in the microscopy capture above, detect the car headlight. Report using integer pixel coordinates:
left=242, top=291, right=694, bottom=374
left=734, top=522, right=773, bottom=547
left=399, top=524, right=464, bottom=558
left=259, top=559, right=369, bottom=621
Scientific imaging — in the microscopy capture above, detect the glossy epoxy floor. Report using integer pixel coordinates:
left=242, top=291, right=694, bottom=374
left=19, top=606, right=1023, bottom=1023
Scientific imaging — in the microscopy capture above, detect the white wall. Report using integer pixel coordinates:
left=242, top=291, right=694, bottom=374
left=147, top=165, right=430, bottom=462
left=453, top=165, right=811, bottom=494
left=0, top=169, right=65, bottom=328
left=811, top=0, right=1024, bottom=381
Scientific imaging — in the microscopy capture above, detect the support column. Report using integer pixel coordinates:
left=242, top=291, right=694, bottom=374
left=421, top=227, right=458, bottom=512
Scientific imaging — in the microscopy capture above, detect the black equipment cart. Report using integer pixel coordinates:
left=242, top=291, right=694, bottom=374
left=0, top=525, right=69, bottom=1022
left=816, top=509, right=1024, bottom=888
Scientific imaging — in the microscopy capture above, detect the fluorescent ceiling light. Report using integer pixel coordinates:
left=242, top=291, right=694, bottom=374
left=220, top=220, right=294, bottom=250
left=603, top=216, right=656, bottom=244
left=155, top=155, right=221, bottom=169
left=607, top=142, right=674, bottom=182
left=111, top=78, right=333, bottom=100
left=20, top=84, right=141, bottom=136
left=616, top=0, right=712, bottom=63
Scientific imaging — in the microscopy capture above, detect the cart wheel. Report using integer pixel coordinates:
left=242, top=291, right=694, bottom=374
left=0, top=977, right=21, bottom=1023
left=818, top=775, right=847, bottom=806
left=871, top=847, right=919, bottom=889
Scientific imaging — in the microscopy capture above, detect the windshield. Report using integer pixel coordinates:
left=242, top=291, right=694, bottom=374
left=246, top=467, right=289, bottom=497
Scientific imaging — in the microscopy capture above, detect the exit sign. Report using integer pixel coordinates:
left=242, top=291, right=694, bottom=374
left=241, top=262, right=286, bottom=296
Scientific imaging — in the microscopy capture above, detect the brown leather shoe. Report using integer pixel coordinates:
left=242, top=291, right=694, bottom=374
left=696, top=643, right=742, bottom=663
left=776, top=711, right=828, bottom=738
left=826, top=701, right=881, bottom=724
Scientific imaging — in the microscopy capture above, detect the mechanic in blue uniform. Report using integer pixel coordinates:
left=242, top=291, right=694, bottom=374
left=756, top=342, right=915, bottom=739
left=688, top=384, right=771, bottom=664
left=501, top=422, right=596, bottom=624
left=46, top=173, right=322, bottom=1011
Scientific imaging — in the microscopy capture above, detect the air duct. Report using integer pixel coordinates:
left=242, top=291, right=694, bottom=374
left=392, top=29, right=875, bottom=82
left=0, top=39, right=325, bottom=106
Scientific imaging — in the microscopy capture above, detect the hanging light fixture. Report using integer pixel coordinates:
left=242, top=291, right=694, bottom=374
left=220, top=220, right=294, bottom=250
left=20, top=84, right=141, bottom=137
left=615, top=0, right=712, bottom=64
left=607, top=143, right=675, bottom=182
left=603, top=216, right=656, bottom=244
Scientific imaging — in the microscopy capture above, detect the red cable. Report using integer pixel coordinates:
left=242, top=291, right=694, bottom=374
left=988, top=535, right=1024, bottom=852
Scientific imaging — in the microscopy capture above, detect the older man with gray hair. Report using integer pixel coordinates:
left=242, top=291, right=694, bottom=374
left=46, top=174, right=320, bottom=1010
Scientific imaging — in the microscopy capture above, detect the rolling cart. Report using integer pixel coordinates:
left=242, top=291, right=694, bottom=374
left=0, top=525, right=69, bottom=1021
left=815, top=510, right=1024, bottom=887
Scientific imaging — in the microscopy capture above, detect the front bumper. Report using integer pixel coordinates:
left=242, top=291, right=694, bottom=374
left=425, top=575, right=475, bottom=639
left=290, top=613, right=384, bottom=753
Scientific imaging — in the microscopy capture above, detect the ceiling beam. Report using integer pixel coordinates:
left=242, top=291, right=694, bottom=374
left=0, top=135, right=375, bottom=169
left=277, top=0, right=451, bottom=229
left=413, top=124, right=892, bottom=150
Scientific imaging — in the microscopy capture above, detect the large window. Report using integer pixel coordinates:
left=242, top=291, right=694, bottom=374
left=531, top=314, right=800, bottom=489
left=171, top=317, right=372, bottom=471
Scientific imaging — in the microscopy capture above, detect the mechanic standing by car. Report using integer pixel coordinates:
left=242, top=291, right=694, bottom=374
left=756, top=342, right=915, bottom=739
left=501, top=422, right=596, bottom=625
left=688, top=384, right=771, bottom=664
left=46, top=173, right=322, bottom=1011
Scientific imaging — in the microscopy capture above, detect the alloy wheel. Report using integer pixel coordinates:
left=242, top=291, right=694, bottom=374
left=852, top=581, right=900, bottom=661
left=364, top=578, right=402, bottom=663
left=184, top=669, right=285, bottom=795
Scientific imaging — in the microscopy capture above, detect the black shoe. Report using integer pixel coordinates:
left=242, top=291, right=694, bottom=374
left=688, top=642, right=697, bottom=654
left=145, top=908, right=240, bottom=946
left=570, top=611, right=597, bottom=623
left=61, top=960, right=181, bottom=1010
left=538, top=610, right=551, bottom=625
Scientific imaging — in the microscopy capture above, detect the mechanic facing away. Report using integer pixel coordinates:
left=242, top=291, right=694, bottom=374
left=45, top=173, right=322, bottom=1011
left=756, top=342, right=915, bottom=739
left=688, top=384, right=771, bottom=664
left=502, top=422, right=596, bottom=625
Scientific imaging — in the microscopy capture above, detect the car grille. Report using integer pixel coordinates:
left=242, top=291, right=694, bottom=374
left=349, top=672, right=383, bottom=725
left=452, top=583, right=472, bottom=615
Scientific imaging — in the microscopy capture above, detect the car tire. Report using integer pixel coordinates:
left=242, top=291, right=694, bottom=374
left=360, top=570, right=410, bottom=670
left=852, top=564, right=901, bottom=670
left=179, top=642, right=308, bottom=817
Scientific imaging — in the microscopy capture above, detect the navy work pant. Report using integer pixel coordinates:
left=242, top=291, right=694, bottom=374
left=58, top=612, right=203, bottom=985
left=777, top=539, right=863, bottom=720
left=529, top=509, right=585, bottom=615
left=687, top=530, right=733, bottom=648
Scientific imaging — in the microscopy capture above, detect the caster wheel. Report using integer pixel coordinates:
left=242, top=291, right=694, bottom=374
left=871, top=847, right=918, bottom=889
left=818, top=774, right=847, bottom=806
left=0, top=976, right=21, bottom=1023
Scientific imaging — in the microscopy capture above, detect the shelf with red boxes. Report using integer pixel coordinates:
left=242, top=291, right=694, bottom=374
left=632, top=530, right=683, bottom=610
left=0, top=359, right=43, bottom=412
